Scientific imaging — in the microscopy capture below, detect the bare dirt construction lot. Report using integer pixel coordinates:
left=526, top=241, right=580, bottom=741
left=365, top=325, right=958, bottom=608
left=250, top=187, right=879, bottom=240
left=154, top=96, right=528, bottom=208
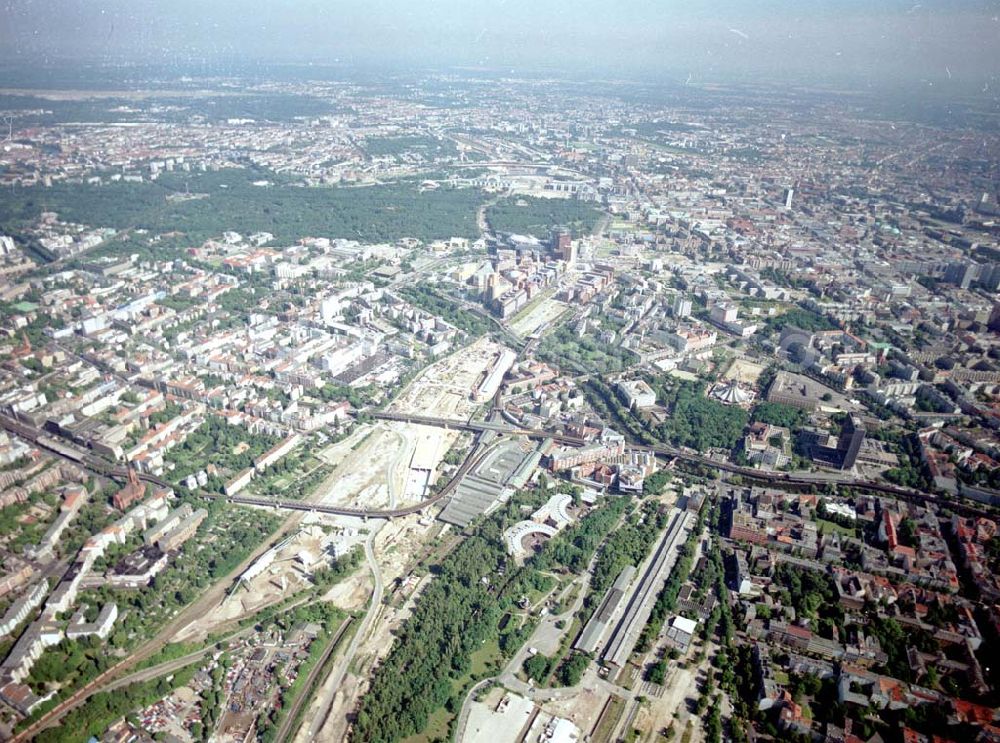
left=305, top=513, right=448, bottom=742
left=723, top=357, right=766, bottom=385
left=631, top=662, right=699, bottom=742
left=539, top=686, right=610, bottom=739
left=391, top=337, right=505, bottom=419
left=315, top=339, right=508, bottom=512
left=313, top=422, right=419, bottom=510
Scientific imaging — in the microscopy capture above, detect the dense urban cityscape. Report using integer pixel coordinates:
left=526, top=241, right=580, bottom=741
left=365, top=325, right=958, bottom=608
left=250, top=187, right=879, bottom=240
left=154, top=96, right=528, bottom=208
left=0, top=20, right=998, bottom=743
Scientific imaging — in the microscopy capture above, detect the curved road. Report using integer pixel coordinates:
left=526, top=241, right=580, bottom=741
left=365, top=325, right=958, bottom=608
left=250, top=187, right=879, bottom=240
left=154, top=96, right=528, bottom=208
left=300, top=527, right=384, bottom=741
left=455, top=550, right=598, bottom=741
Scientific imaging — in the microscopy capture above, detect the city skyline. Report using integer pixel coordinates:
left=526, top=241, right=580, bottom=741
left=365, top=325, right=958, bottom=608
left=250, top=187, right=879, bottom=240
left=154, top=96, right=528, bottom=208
left=1, top=0, right=998, bottom=93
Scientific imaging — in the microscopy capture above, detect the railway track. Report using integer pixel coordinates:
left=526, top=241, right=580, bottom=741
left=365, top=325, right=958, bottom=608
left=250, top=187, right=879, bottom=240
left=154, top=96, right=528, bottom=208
left=0, top=414, right=487, bottom=520
left=371, top=412, right=997, bottom=519
left=272, top=616, right=355, bottom=743
left=5, top=411, right=996, bottom=520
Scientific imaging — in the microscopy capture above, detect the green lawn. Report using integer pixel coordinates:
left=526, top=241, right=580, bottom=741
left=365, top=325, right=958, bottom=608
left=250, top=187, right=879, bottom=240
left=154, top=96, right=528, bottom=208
left=401, top=707, right=453, bottom=743
left=816, top=517, right=855, bottom=537
left=448, top=637, right=504, bottom=699
left=469, top=637, right=503, bottom=677
left=525, top=574, right=556, bottom=607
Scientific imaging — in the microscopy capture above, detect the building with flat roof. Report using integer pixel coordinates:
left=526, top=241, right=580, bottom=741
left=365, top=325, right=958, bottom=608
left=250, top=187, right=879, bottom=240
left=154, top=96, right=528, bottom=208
left=664, top=615, right=697, bottom=653
left=617, top=379, right=657, bottom=410
left=575, top=565, right=636, bottom=654
left=766, top=370, right=822, bottom=411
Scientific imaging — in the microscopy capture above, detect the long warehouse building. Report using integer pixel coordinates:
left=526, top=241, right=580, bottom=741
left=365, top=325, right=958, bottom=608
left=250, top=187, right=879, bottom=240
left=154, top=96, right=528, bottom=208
left=575, top=565, right=636, bottom=654
left=601, top=509, right=692, bottom=669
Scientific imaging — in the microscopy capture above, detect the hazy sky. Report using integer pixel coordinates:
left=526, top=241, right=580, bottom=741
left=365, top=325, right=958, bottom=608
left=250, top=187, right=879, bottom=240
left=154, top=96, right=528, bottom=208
left=2, top=0, right=998, bottom=89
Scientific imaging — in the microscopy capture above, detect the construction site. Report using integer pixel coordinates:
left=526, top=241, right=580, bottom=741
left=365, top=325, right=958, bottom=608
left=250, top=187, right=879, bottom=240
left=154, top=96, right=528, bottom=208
left=173, top=521, right=368, bottom=643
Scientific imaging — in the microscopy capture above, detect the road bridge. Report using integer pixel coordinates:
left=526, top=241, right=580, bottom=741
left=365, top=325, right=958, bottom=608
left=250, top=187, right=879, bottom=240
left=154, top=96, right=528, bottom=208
left=4, top=412, right=994, bottom=520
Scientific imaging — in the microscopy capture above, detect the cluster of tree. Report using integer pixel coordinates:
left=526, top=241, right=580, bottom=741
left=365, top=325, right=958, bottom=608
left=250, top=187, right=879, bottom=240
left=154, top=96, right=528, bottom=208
left=311, top=548, right=363, bottom=593
left=0, top=307, right=58, bottom=348
left=555, top=651, right=589, bottom=687
left=59, top=498, right=116, bottom=557
left=693, top=533, right=749, bottom=742
left=897, top=517, right=920, bottom=547
left=351, top=519, right=522, bottom=741
left=765, top=306, right=839, bottom=334
left=584, top=502, right=669, bottom=623
left=29, top=663, right=198, bottom=742
left=314, top=382, right=377, bottom=409
left=704, top=694, right=723, bottom=743
left=645, top=659, right=668, bottom=684
left=580, top=378, right=656, bottom=446
left=771, top=562, right=842, bottom=637
left=656, top=380, right=749, bottom=452
left=759, top=266, right=816, bottom=291
left=399, top=285, right=493, bottom=336
left=987, top=536, right=1000, bottom=573
left=866, top=614, right=936, bottom=683
left=0, top=496, right=49, bottom=554
left=751, top=401, right=807, bottom=429
left=146, top=401, right=183, bottom=428
left=0, top=91, right=339, bottom=128
left=642, top=469, right=672, bottom=496
left=162, top=415, right=282, bottom=487
left=523, top=653, right=554, bottom=683
left=1, top=168, right=486, bottom=245
left=729, top=642, right=762, bottom=725
left=486, top=196, right=603, bottom=238
left=258, top=602, right=348, bottom=743
left=26, top=634, right=110, bottom=693
left=85, top=503, right=282, bottom=653
left=882, top=433, right=933, bottom=490
left=635, top=503, right=706, bottom=652
left=531, top=496, right=627, bottom=575
left=537, top=324, right=638, bottom=375
left=915, top=386, right=952, bottom=413
left=364, top=135, right=459, bottom=159
left=353, top=490, right=624, bottom=741
left=199, top=658, right=230, bottom=741
left=156, top=294, right=201, bottom=313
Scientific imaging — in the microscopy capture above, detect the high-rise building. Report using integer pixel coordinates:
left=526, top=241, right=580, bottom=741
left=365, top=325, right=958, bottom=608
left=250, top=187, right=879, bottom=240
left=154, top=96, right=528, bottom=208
left=673, top=295, right=693, bottom=318
left=552, top=230, right=575, bottom=264
left=783, top=188, right=794, bottom=209
left=979, top=264, right=1000, bottom=292
left=710, top=303, right=739, bottom=324
left=944, top=261, right=977, bottom=290
left=989, top=302, right=1000, bottom=333
left=837, top=414, right=866, bottom=470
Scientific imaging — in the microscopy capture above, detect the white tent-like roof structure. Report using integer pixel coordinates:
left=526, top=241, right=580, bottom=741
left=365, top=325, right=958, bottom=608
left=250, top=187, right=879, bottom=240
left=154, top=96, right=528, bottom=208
left=712, top=380, right=752, bottom=405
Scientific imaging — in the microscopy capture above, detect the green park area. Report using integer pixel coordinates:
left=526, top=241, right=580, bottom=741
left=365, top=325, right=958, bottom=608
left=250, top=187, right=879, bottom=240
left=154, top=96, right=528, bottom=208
left=486, top=195, right=603, bottom=237
left=0, top=168, right=486, bottom=249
